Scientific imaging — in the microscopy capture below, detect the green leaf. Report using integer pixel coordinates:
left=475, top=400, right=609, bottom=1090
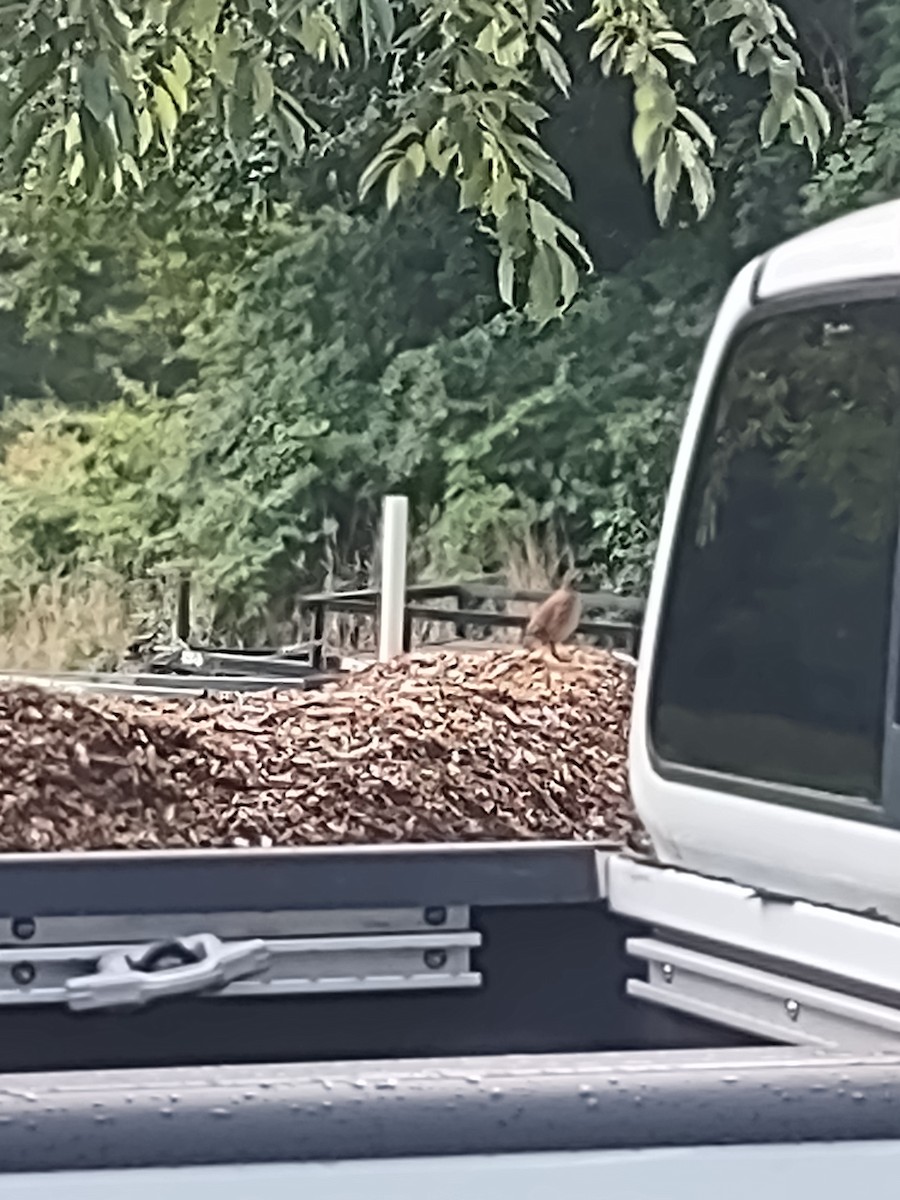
left=67, top=149, right=84, bottom=186
left=273, top=104, right=306, bottom=159
left=193, top=0, right=224, bottom=37
left=95, top=0, right=132, bottom=50
left=212, top=25, right=240, bottom=87
left=160, top=68, right=188, bottom=114
left=17, top=48, right=59, bottom=108
left=6, top=108, right=45, bottom=179
left=632, top=110, right=660, bottom=161
left=677, top=106, right=716, bottom=154
left=64, top=109, right=81, bottom=153
left=137, top=106, right=153, bottom=156
left=359, top=143, right=402, bottom=198
left=686, top=157, right=714, bottom=218
left=111, top=92, right=135, bottom=155
left=558, top=247, right=579, bottom=307
left=385, top=159, right=403, bottom=209
left=659, top=40, right=696, bottom=65
left=497, top=246, right=515, bottom=306
left=798, top=85, right=831, bottom=136
left=42, top=126, right=64, bottom=184
left=171, top=46, right=192, bottom=89
left=526, top=242, right=558, bottom=323
left=633, top=83, right=657, bottom=114
left=253, top=62, right=274, bottom=118
left=400, top=140, right=423, bottom=180
left=424, top=122, right=451, bottom=173
left=526, top=147, right=572, bottom=200
left=528, top=198, right=558, bottom=244
left=79, top=60, right=113, bottom=125
left=153, top=83, right=178, bottom=157
left=537, top=34, right=570, bottom=94
left=653, top=134, right=681, bottom=223
left=758, top=96, right=781, bottom=147
left=225, top=90, right=254, bottom=150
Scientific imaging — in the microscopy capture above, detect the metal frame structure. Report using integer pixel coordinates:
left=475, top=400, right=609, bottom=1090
left=608, top=855, right=900, bottom=1050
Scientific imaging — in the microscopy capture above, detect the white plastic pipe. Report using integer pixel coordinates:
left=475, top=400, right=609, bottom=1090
left=377, top=495, right=409, bottom=662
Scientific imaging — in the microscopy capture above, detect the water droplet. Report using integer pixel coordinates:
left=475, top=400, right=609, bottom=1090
left=852, top=1092, right=866, bottom=1102
left=321, top=1100, right=333, bottom=1110
left=353, top=1080, right=368, bottom=1090
left=375, top=1079, right=397, bottom=1091
left=578, top=1084, right=594, bottom=1096
left=210, top=1107, right=231, bottom=1119
left=490, top=1088, right=504, bottom=1100
left=159, top=1107, right=173, bottom=1118
left=584, top=1096, right=598, bottom=1108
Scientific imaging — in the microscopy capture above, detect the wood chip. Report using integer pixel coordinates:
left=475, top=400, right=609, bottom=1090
left=0, top=646, right=646, bottom=853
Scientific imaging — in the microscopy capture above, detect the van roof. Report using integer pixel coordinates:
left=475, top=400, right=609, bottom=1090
left=757, top=199, right=900, bottom=300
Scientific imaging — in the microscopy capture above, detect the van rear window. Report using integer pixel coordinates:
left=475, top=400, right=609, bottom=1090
left=650, top=300, right=900, bottom=801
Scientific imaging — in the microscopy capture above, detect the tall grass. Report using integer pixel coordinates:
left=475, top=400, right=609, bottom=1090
left=0, top=570, right=141, bottom=672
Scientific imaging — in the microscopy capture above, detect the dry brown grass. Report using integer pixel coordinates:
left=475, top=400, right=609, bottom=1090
left=487, top=527, right=575, bottom=643
left=291, top=525, right=578, bottom=660
left=0, top=571, right=140, bottom=673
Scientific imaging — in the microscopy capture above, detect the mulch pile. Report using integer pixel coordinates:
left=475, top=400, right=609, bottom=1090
left=0, top=646, right=643, bottom=852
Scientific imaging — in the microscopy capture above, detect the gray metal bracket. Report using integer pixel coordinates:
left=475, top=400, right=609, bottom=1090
left=0, top=907, right=482, bottom=1010
left=626, top=937, right=900, bottom=1051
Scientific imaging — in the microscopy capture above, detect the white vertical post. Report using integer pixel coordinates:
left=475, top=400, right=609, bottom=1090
left=378, top=494, right=408, bottom=662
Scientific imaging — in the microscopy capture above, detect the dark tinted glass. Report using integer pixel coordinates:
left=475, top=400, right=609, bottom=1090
left=650, top=300, right=900, bottom=800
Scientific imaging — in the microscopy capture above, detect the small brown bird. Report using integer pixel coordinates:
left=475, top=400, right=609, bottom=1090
left=522, top=584, right=582, bottom=659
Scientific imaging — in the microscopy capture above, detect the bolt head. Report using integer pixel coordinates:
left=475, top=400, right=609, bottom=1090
left=11, top=962, right=35, bottom=986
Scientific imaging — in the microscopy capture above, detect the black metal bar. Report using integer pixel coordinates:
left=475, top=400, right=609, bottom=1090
left=175, top=572, right=192, bottom=643
left=460, top=583, right=645, bottom=614
left=303, top=584, right=644, bottom=615
left=311, top=603, right=326, bottom=670
left=167, top=652, right=320, bottom=679
left=402, top=606, right=413, bottom=652
left=322, top=600, right=637, bottom=642
left=0, top=842, right=609, bottom=916
left=299, top=583, right=465, bottom=605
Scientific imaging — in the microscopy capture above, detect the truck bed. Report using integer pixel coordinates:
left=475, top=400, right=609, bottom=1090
left=0, top=842, right=754, bottom=1074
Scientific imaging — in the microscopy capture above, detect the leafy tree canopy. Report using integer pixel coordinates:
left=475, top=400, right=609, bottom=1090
left=0, top=0, right=830, bottom=319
